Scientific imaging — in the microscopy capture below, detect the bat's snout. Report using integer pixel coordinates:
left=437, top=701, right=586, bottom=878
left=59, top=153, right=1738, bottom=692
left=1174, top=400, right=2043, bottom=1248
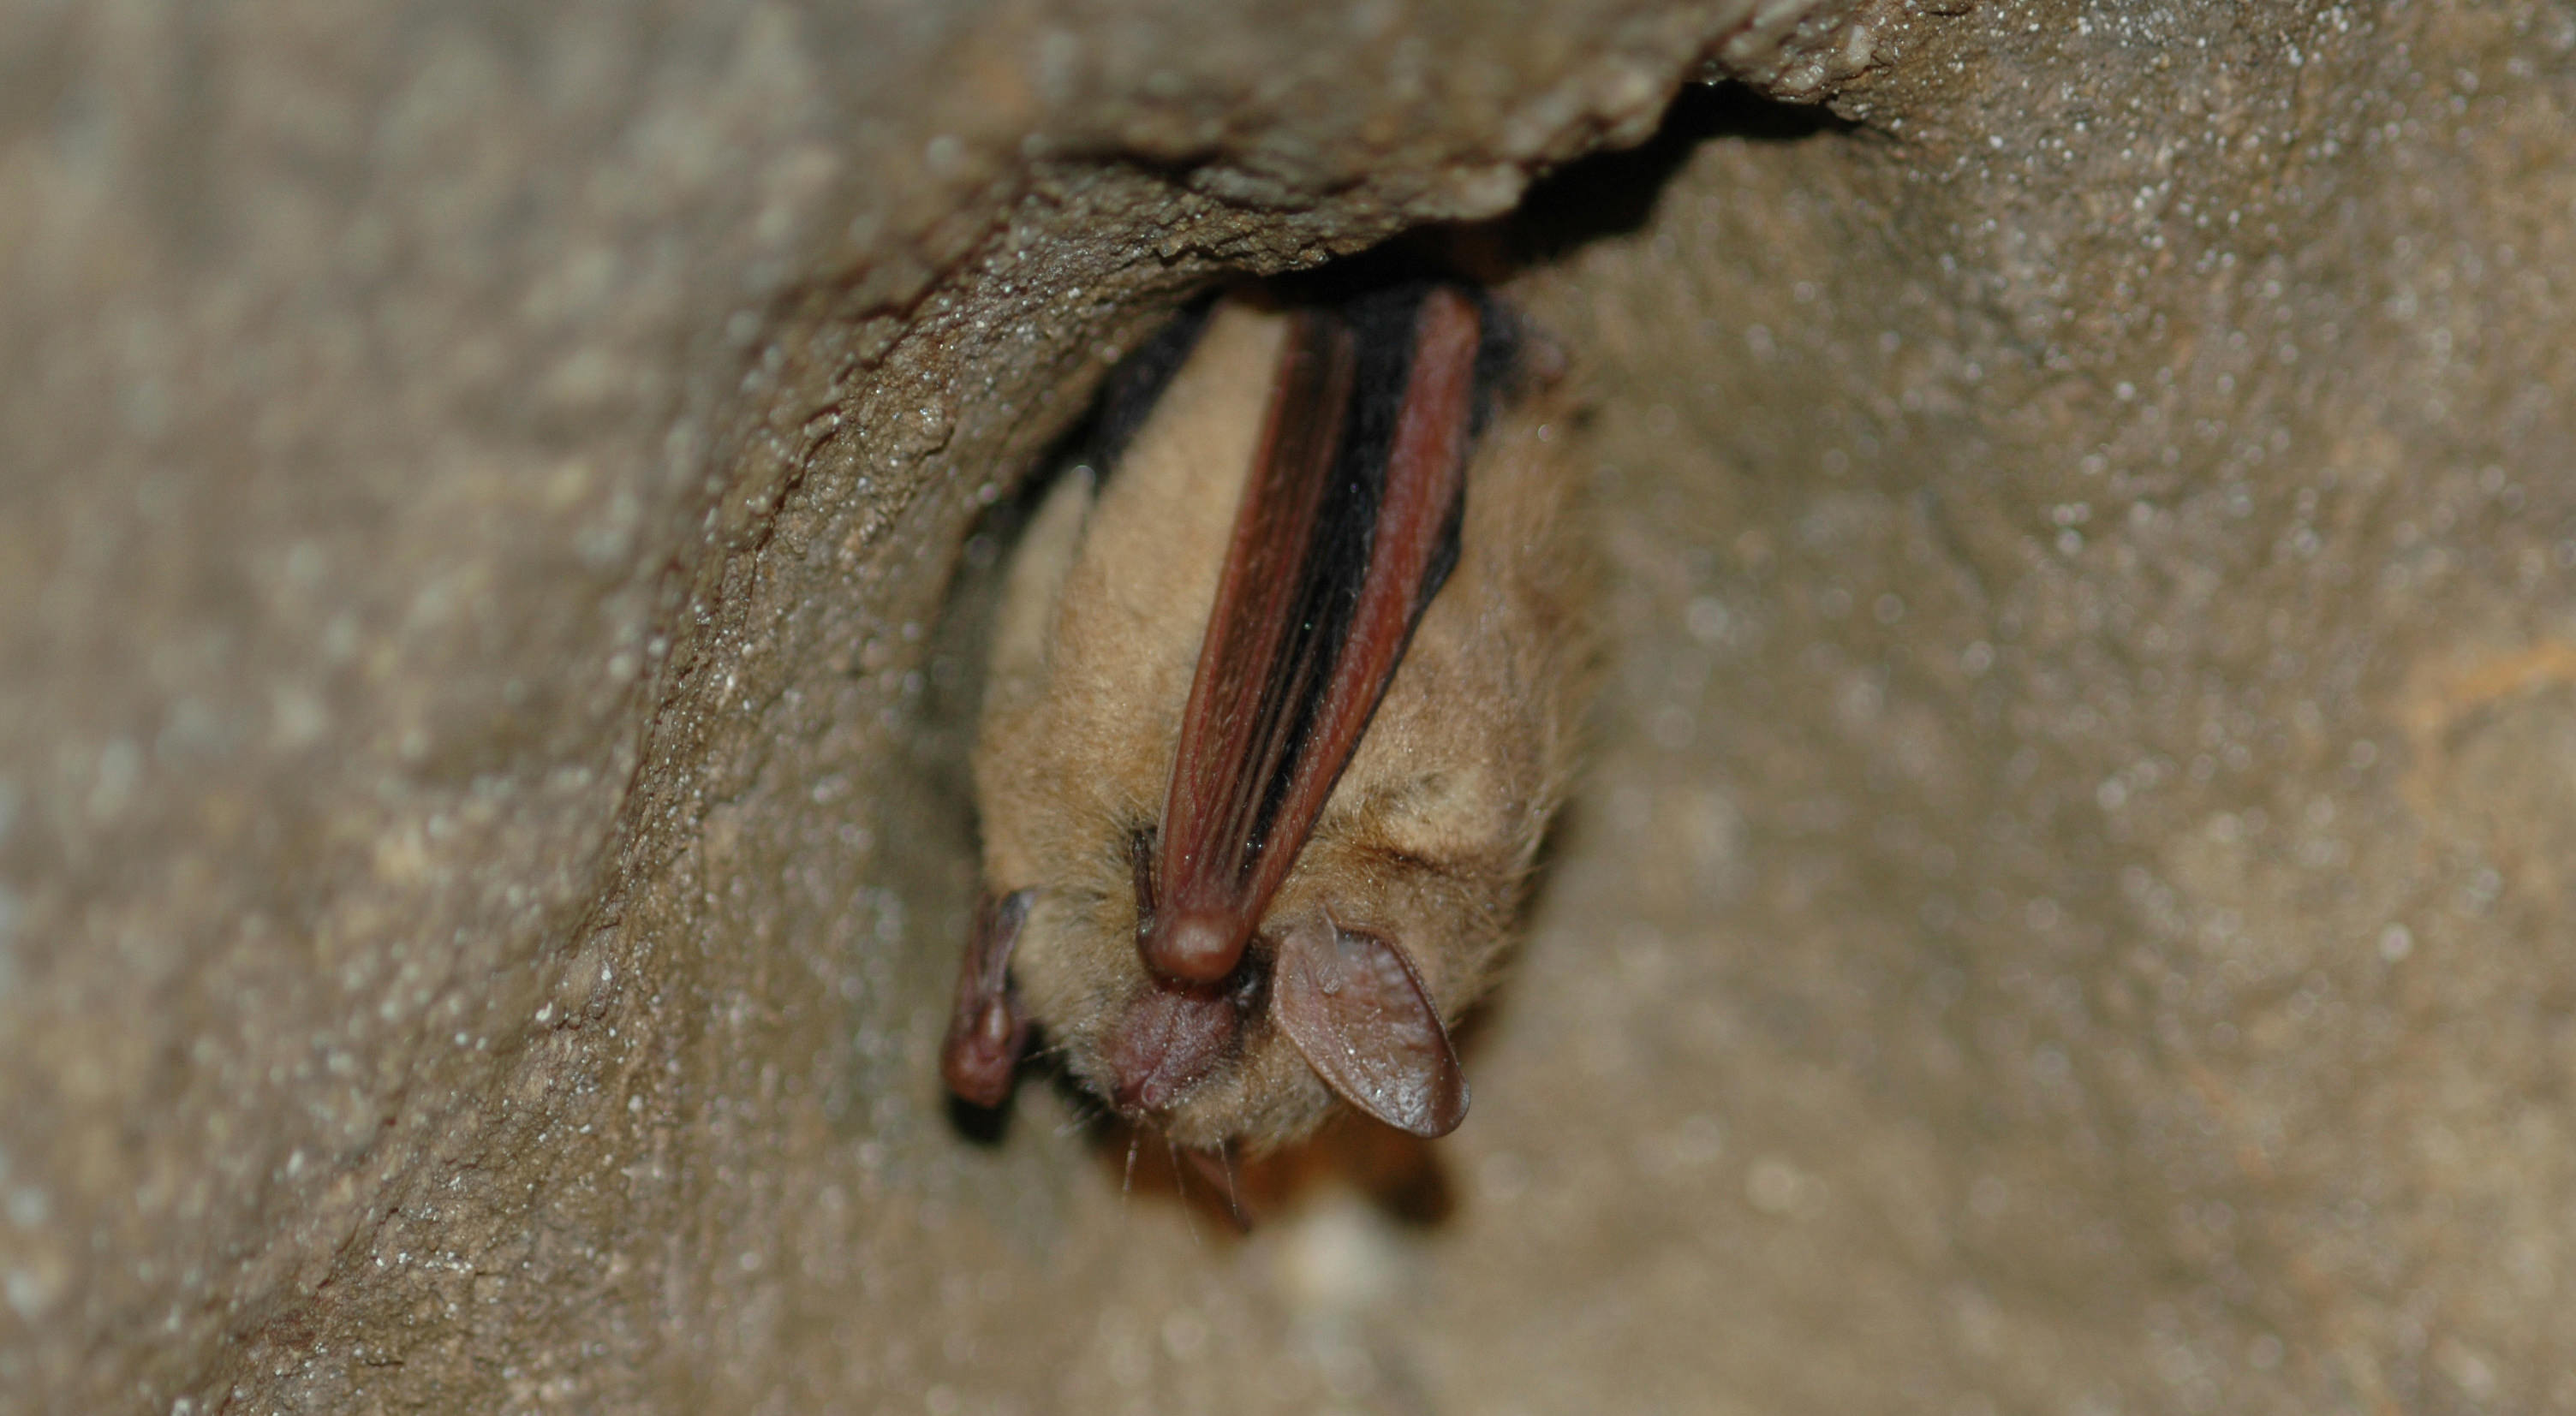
left=1101, top=979, right=1243, bottom=1116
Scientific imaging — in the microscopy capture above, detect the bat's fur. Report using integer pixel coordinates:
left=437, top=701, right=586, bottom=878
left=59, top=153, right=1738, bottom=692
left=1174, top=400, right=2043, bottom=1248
left=973, top=295, right=1592, bottom=1152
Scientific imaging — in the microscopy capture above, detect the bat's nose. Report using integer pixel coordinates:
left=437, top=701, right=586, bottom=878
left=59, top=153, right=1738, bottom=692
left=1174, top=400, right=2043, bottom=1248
left=1111, top=1067, right=1181, bottom=1116
left=1103, top=980, right=1239, bottom=1113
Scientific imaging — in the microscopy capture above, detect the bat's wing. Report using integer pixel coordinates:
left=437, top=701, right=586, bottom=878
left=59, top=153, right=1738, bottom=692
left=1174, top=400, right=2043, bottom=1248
left=1144, top=286, right=1484, bottom=1136
left=1144, top=286, right=1480, bottom=984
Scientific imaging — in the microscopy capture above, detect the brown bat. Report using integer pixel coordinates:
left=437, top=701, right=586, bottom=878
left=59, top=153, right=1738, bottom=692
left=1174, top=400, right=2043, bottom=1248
left=941, top=282, right=1589, bottom=1154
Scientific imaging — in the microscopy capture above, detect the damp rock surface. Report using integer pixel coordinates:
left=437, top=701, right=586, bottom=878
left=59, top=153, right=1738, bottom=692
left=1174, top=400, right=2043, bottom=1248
left=3, top=0, right=2571, bottom=1411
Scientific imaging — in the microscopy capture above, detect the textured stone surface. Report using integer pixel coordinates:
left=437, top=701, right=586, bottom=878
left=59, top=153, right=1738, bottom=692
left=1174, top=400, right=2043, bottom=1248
left=4, top=0, right=2572, bottom=1411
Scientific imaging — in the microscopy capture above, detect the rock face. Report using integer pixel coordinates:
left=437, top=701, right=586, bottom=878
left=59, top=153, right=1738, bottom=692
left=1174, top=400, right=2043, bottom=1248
left=3, top=0, right=2569, bottom=1410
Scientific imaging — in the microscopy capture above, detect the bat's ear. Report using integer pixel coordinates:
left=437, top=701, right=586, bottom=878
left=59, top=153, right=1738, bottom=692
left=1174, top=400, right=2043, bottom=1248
left=1271, top=915, right=1469, bottom=1137
left=941, top=889, right=1035, bottom=1108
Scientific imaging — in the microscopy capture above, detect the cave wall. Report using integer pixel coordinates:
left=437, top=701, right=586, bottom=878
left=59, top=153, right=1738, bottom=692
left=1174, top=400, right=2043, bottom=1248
left=3, top=0, right=2570, bottom=1411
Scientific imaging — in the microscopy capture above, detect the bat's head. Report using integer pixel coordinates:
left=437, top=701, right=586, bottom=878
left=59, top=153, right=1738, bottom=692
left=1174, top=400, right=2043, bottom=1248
left=948, top=824, right=1471, bottom=1154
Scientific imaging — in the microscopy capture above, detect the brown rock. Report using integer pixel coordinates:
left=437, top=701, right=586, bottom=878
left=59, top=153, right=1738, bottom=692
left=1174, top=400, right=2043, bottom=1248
left=3, top=0, right=2567, bottom=1410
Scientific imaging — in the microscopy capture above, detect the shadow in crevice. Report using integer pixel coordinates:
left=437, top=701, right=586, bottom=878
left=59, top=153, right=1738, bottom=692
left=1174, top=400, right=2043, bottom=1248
left=1097, top=1109, right=1460, bottom=1235
left=1501, top=81, right=1857, bottom=263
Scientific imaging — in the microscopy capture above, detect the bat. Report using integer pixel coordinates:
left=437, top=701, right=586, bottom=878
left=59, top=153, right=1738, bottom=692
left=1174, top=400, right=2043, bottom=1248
left=941, top=281, right=1589, bottom=1155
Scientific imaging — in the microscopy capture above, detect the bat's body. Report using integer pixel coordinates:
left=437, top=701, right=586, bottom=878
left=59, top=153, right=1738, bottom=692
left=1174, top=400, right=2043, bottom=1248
left=945, top=285, right=1589, bottom=1153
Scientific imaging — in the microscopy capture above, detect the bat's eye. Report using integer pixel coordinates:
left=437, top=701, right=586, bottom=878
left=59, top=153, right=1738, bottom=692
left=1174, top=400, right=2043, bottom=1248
left=1224, top=944, right=1272, bottom=1015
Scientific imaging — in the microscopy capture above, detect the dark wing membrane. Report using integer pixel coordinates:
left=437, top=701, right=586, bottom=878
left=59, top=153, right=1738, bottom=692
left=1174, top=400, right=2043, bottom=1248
left=1141, top=304, right=1354, bottom=979
left=1144, top=287, right=1482, bottom=982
